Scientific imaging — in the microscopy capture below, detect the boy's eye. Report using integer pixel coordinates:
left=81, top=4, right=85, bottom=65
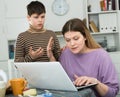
left=34, top=16, right=39, bottom=18
left=41, top=16, right=45, bottom=18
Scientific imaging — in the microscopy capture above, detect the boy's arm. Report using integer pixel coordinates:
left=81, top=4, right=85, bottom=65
left=14, top=34, right=33, bottom=62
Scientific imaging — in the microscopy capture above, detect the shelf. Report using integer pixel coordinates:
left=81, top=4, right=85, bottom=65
left=91, top=32, right=118, bottom=35
left=109, top=51, right=120, bottom=54
left=86, top=0, right=120, bottom=51
left=55, top=31, right=63, bottom=37
left=7, top=38, right=16, bottom=41
left=57, top=35, right=63, bottom=38
left=88, top=10, right=118, bottom=14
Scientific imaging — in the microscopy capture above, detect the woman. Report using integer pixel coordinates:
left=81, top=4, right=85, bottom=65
left=59, top=18, right=119, bottom=97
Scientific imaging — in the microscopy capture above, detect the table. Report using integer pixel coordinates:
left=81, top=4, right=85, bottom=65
left=5, top=88, right=96, bottom=97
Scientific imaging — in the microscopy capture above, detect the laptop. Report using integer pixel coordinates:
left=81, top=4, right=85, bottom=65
left=14, top=62, right=97, bottom=91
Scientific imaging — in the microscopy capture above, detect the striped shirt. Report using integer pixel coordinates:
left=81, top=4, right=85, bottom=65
left=14, top=28, right=61, bottom=62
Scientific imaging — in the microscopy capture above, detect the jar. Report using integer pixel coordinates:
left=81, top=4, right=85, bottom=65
left=0, top=81, right=6, bottom=97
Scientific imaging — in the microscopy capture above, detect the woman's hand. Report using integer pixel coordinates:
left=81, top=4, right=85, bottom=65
left=74, top=75, right=109, bottom=96
left=60, top=45, right=67, bottom=51
left=73, top=75, right=98, bottom=86
left=29, top=47, right=44, bottom=59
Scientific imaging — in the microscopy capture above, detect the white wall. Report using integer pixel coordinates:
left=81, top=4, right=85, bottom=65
left=0, top=0, right=85, bottom=42
left=43, top=0, right=85, bottom=31
left=4, top=0, right=85, bottom=33
left=0, top=0, right=85, bottom=66
left=0, top=0, right=85, bottom=80
left=0, top=0, right=8, bottom=61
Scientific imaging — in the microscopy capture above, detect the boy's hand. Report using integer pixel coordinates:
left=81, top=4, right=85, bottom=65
left=29, top=47, right=44, bottom=59
left=47, top=37, right=56, bottom=61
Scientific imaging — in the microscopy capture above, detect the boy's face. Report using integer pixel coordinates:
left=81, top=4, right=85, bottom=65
left=27, top=13, right=45, bottom=30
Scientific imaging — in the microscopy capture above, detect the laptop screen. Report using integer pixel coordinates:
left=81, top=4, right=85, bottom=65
left=14, top=62, right=77, bottom=91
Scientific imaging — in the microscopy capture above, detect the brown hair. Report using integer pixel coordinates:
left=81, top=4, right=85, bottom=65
left=27, top=1, right=46, bottom=16
left=62, top=18, right=101, bottom=49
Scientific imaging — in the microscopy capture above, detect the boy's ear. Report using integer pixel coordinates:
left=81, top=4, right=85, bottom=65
left=27, top=15, right=31, bottom=21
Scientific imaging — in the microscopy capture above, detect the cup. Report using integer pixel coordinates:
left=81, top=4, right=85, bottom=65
left=0, top=81, right=6, bottom=97
left=10, top=78, right=26, bottom=96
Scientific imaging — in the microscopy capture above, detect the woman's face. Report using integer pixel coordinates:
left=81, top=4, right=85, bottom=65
left=27, top=13, right=45, bottom=30
left=64, top=31, right=86, bottom=54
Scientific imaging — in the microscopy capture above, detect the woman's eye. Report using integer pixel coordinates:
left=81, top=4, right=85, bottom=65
left=74, top=37, right=79, bottom=40
left=65, top=39, right=70, bottom=42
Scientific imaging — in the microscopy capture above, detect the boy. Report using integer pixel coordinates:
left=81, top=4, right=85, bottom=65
left=15, top=1, right=61, bottom=62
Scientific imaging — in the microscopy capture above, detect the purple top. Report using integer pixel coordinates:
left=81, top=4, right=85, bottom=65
left=59, top=48, right=119, bottom=97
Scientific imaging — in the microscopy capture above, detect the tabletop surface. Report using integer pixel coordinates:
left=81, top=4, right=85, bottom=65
left=5, top=88, right=96, bottom=97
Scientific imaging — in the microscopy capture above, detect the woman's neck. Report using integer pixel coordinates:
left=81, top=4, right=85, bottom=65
left=80, top=46, right=97, bottom=54
left=80, top=45, right=91, bottom=54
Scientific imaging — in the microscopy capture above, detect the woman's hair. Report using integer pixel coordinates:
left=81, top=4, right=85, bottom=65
left=62, top=18, right=101, bottom=48
left=27, top=1, right=46, bottom=16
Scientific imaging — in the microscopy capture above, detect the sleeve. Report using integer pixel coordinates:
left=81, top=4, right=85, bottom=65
left=98, top=51, right=119, bottom=97
left=59, top=50, right=67, bottom=69
left=52, top=32, right=61, bottom=61
left=14, top=33, right=34, bottom=62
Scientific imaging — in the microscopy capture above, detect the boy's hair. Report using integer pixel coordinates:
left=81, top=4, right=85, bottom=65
left=27, top=1, right=46, bottom=16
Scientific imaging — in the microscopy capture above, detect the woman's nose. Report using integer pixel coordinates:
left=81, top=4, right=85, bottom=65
left=70, top=40, right=75, bottom=46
